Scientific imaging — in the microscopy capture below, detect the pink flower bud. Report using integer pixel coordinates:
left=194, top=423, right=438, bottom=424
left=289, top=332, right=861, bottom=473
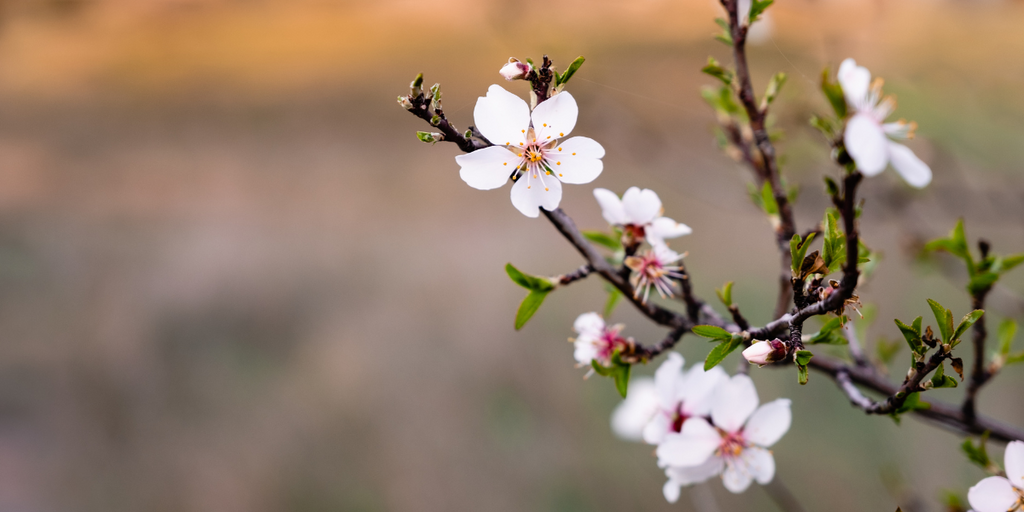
left=499, top=58, right=531, bottom=81
left=742, top=339, right=787, bottom=366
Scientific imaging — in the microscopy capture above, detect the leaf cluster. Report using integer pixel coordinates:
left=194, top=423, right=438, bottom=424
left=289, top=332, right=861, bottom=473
left=692, top=326, right=746, bottom=371
left=924, top=219, right=1024, bottom=296
left=505, top=263, right=556, bottom=330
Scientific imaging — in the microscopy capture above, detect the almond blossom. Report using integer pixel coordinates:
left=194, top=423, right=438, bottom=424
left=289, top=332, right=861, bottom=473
left=838, top=58, right=932, bottom=188
left=968, top=440, right=1024, bottom=512
left=610, top=352, right=726, bottom=445
left=571, top=312, right=628, bottom=367
left=454, top=85, right=606, bottom=217
left=625, top=243, right=686, bottom=303
left=592, top=187, right=692, bottom=246
left=657, top=374, right=791, bottom=499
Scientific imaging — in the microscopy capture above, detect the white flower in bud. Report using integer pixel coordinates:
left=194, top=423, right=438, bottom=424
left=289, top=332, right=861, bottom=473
left=611, top=352, right=726, bottom=445
left=657, top=374, right=791, bottom=497
left=454, top=85, right=606, bottom=217
left=838, top=58, right=932, bottom=188
left=742, top=339, right=787, bottom=366
left=593, top=187, right=692, bottom=247
left=499, top=58, right=531, bottom=81
left=968, top=441, right=1024, bottom=512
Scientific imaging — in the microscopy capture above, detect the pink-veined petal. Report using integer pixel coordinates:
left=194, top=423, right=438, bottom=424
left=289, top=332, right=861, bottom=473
left=610, top=378, right=659, bottom=442
left=573, top=340, right=599, bottom=365
left=666, top=455, right=725, bottom=486
left=643, top=412, right=673, bottom=445
left=549, top=137, right=604, bottom=184
left=845, top=113, right=888, bottom=176
left=621, top=187, right=662, bottom=225
left=593, top=188, right=627, bottom=225
left=573, top=312, right=605, bottom=335
left=656, top=418, right=721, bottom=468
left=744, top=398, right=792, bottom=448
left=742, top=446, right=776, bottom=485
left=646, top=217, right=692, bottom=246
left=654, top=352, right=685, bottom=409
left=711, top=374, right=759, bottom=433
left=968, top=477, right=1019, bottom=512
left=455, top=146, right=520, bottom=190
left=510, top=170, right=562, bottom=217
left=1004, top=441, right=1024, bottom=489
left=473, top=84, right=529, bottom=147
left=838, top=58, right=871, bottom=112
left=887, top=141, right=932, bottom=189
left=532, top=91, right=579, bottom=141
left=680, top=365, right=726, bottom=417
left=721, top=459, right=754, bottom=494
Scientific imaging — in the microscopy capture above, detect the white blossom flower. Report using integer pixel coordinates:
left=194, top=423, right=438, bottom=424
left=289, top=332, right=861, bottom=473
left=499, top=58, right=531, bottom=81
left=572, top=312, right=627, bottom=367
left=838, top=58, right=932, bottom=188
left=968, top=441, right=1024, bottom=512
left=592, top=187, right=692, bottom=246
left=610, top=352, right=726, bottom=445
left=455, top=85, right=606, bottom=217
left=657, top=374, right=791, bottom=497
left=624, top=243, right=685, bottom=303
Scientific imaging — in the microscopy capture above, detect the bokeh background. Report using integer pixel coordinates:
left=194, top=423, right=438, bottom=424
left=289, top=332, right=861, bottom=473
left=0, top=0, right=1022, bottom=510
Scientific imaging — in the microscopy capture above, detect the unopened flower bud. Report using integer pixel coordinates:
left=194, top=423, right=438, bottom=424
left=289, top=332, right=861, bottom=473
left=499, top=58, right=531, bottom=81
left=397, top=95, right=414, bottom=110
left=742, top=338, right=787, bottom=366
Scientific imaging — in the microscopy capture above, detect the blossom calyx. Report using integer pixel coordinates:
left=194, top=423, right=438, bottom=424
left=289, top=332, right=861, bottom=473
left=742, top=339, right=788, bottom=366
left=499, top=58, right=532, bottom=81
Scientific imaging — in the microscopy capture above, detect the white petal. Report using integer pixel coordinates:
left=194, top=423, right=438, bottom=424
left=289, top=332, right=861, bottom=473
left=550, top=137, right=604, bottom=184
left=837, top=58, right=871, bottom=111
left=610, top=378, right=659, bottom=442
left=473, top=84, right=529, bottom=146
left=663, top=479, right=681, bottom=504
left=845, top=113, right=889, bottom=176
left=531, top=91, right=578, bottom=142
left=573, top=340, right=599, bottom=364
left=742, top=446, right=776, bottom=484
left=721, top=459, right=754, bottom=494
left=711, top=374, right=759, bottom=433
left=968, top=477, right=1019, bottom=512
left=621, top=187, right=662, bottom=225
left=593, top=188, right=627, bottom=225
left=573, top=312, right=605, bottom=335
left=643, top=413, right=673, bottom=445
left=744, top=399, right=792, bottom=448
left=455, top=146, right=519, bottom=190
left=666, top=455, right=725, bottom=486
left=510, top=171, right=562, bottom=218
left=656, top=418, right=720, bottom=468
left=646, top=217, right=692, bottom=246
left=1005, top=440, right=1024, bottom=489
left=887, top=141, right=932, bottom=189
left=737, top=0, right=751, bottom=24
left=654, top=352, right=685, bottom=409
left=680, top=365, right=726, bottom=417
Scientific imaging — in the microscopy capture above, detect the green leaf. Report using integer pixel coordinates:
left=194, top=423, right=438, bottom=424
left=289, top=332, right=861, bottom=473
left=797, top=364, right=809, bottom=385
left=876, top=337, right=901, bottom=364
left=582, top=230, right=622, bottom=251
left=713, top=17, right=732, bottom=45
left=952, top=310, right=984, bottom=345
left=790, top=232, right=817, bottom=275
left=760, top=181, right=779, bottom=216
left=998, top=319, right=1018, bottom=356
left=505, top=263, right=555, bottom=291
left=702, top=57, right=734, bottom=85
left=416, top=131, right=439, bottom=143
left=892, top=392, right=930, bottom=420
left=795, top=350, right=814, bottom=366
left=929, top=362, right=958, bottom=388
left=748, top=0, right=774, bottom=22
left=704, top=337, right=742, bottom=371
left=603, top=286, right=623, bottom=318
left=927, top=299, right=952, bottom=343
left=761, top=72, right=787, bottom=109
left=701, top=85, right=741, bottom=116
left=820, top=67, right=847, bottom=119
left=590, top=359, right=613, bottom=377
left=613, top=364, right=631, bottom=398
left=556, top=56, right=585, bottom=86
left=692, top=325, right=733, bottom=341
left=968, top=272, right=999, bottom=296
left=961, top=433, right=991, bottom=469
left=895, top=317, right=924, bottom=354
left=925, top=219, right=974, bottom=273
left=807, top=316, right=849, bottom=344
left=822, top=208, right=846, bottom=273
left=1001, top=253, right=1024, bottom=273
left=515, top=290, right=549, bottom=330
left=716, top=281, right=734, bottom=308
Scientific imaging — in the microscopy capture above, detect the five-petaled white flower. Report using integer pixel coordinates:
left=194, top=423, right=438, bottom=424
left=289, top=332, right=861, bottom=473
left=611, top=352, right=726, bottom=445
left=968, top=440, right=1024, bottom=512
left=625, top=244, right=685, bottom=303
left=656, top=374, right=791, bottom=500
left=838, top=58, right=932, bottom=188
left=593, top=187, right=692, bottom=246
left=455, top=85, right=606, bottom=217
left=572, top=312, right=627, bottom=367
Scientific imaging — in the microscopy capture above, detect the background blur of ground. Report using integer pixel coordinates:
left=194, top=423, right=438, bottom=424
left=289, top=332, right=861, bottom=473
left=0, top=0, right=1022, bottom=510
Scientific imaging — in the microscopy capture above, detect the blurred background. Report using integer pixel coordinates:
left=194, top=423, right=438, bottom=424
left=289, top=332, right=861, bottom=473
left=0, top=0, right=1022, bottom=510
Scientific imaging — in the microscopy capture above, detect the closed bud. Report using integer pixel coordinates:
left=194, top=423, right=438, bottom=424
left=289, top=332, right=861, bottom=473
left=499, top=58, right=532, bottom=81
left=742, top=338, right=788, bottom=366
left=397, top=95, right=414, bottom=110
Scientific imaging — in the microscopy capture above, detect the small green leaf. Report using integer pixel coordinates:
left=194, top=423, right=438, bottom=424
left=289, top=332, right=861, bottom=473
left=701, top=85, right=741, bottom=116
left=748, top=0, right=774, bottom=22
left=795, top=350, right=814, bottom=366
left=895, top=317, right=924, bottom=354
left=876, top=337, right=901, bottom=364
left=929, top=362, right=958, bottom=388
left=416, top=131, right=439, bottom=143
left=797, top=364, right=809, bottom=385
left=820, top=67, right=847, bottom=119
left=603, top=286, right=623, bottom=318
left=613, top=364, right=631, bottom=398
left=692, top=325, right=733, bottom=341
left=790, top=232, right=817, bottom=275
left=927, top=299, right=952, bottom=343
left=998, top=319, right=1018, bottom=356
left=590, top=359, right=612, bottom=377
left=702, top=57, right=734, bottom=85
left=557, top=56, right=585, bottom=86
left=704, top=337, right=742, bottom=371
left=505, top=263, right=555, bottom=291
left=1001, top=254, right=1024, bottom=273
left=760, top=181, right=779, bottom=216
left=968, top=272, right=999, bottom=296
left=761, top=72, right=787, bottom=109
left=713, top=17, right=732, bottom=45
left=952, top=310, right=984, bottom=345
left=716, top=281, right=734, bottom=308
left=515, top=290, right=549, bottom=330
left=961, top=433, right=991, bottom=469
left=582, top=230, right=622, bottom=251
left=807, top=317, right=849, bottom=344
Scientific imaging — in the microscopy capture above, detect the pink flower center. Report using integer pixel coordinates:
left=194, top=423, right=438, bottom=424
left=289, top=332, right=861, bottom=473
left=718, top=430, right=747, bottom=459
left=670, top=404, right=689, bottom=433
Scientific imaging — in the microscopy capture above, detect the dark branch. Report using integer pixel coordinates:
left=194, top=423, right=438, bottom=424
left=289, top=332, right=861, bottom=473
left=556, top=264, right=593, bottom=286
left=963, top=263, right=993, bottom=423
